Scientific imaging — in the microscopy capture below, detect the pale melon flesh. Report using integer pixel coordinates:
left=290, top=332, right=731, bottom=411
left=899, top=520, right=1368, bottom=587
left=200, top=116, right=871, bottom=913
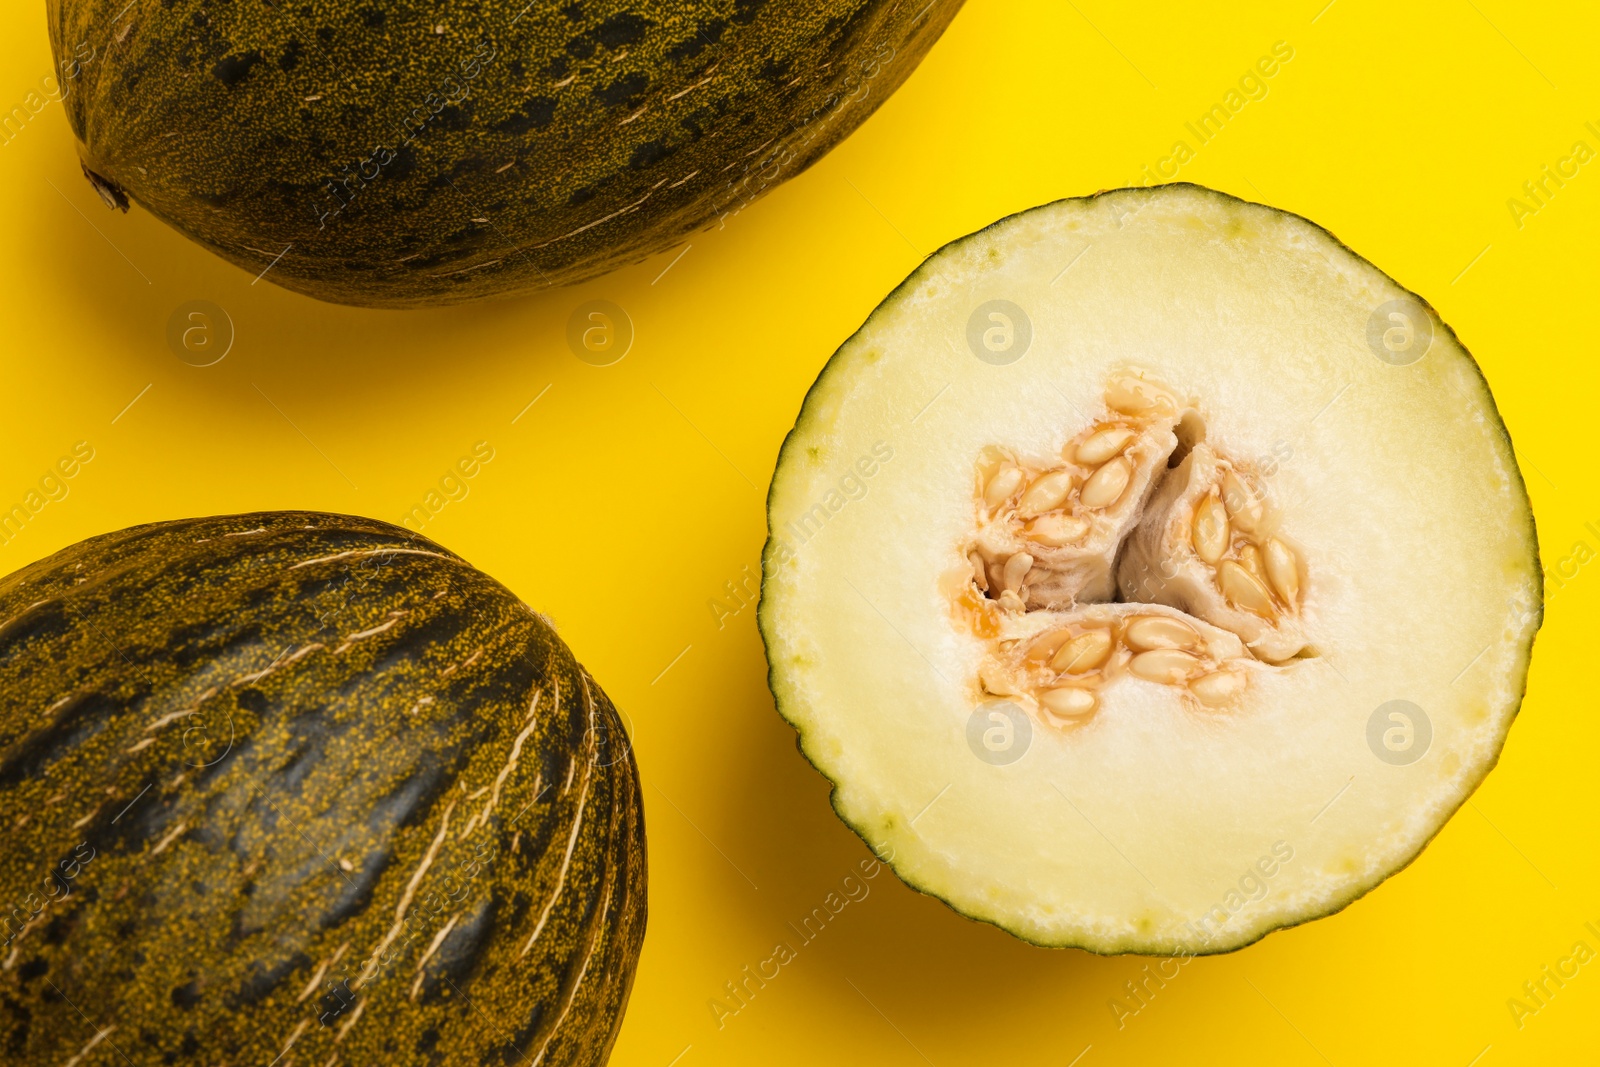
left=760, top=184, right=1541, bottom=954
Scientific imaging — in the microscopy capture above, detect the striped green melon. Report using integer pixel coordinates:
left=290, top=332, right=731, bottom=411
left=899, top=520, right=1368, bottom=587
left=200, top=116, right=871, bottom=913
left=0, top=512, right=644, bottom=1065
left=47, top=0, right=964, bottom=307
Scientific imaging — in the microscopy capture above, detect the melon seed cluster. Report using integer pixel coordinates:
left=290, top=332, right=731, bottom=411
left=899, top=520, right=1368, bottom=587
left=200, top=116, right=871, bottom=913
left=967, top=375, right=1181, bottom=610
left=1192, top=469, right=1301, bottom=618
left=958, top=372, right=1310, bottom=727
left=981, top=609, right=1252, bottom=726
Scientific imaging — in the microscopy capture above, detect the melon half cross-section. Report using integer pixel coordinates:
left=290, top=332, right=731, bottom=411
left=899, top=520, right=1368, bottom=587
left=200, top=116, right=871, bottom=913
left=760, top=184, right=1541, bottom=954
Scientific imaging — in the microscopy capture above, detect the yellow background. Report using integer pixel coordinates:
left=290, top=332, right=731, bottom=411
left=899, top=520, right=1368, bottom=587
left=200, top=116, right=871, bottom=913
left=3, top=1, right=1597, bottom=1064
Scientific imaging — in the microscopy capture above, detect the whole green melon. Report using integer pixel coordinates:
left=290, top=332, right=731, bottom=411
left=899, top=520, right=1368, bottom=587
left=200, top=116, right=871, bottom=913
left=0, top=512, right=644, bottom=1065
left=46, top=0, right=963, bottom=307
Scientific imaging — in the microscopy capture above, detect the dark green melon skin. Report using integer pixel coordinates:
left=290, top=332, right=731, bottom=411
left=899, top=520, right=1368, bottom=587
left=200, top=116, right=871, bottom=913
left=0, top=512, right=645, bottom=1066
left=46, top=0, right=963, bottom=308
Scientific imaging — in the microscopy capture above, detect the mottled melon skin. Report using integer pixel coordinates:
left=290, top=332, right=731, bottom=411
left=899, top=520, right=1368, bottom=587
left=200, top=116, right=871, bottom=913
left=0, top=512, right=644, bottom=1066
left=46, top=0, right=962, bottom=307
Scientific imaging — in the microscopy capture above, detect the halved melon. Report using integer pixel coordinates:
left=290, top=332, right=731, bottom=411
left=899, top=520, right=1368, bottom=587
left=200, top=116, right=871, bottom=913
left=760, top=184, right=1541, bottom=954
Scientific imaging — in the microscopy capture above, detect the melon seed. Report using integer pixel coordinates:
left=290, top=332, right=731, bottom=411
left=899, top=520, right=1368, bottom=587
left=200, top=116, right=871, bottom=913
left=1001, top=552, right=1034, bottom=594
left=968, top=551, right=988, bottom=592
left=1124, top=615, right=1201, bottom=652
left=984, top=465, right=1025, bottom=508
left=981, top=662, right=1020, bottom=695
left=1128, top=648, right=1201, bottom=684
left=1264, top=538, right=1300, bottom=606
left=1105, top=375, right=1176, bottom=417
left=1079, top=457, right=1133, bottom=509
left=1217, top=561, right=1278, bottom=619
left=1237, top=543, right=1267, bottom=585
left=1024, top=513, right=1091, bottom=547
left=1190, top=670, right=1247, bottom=706
left=1040, top=686, right=1097, bottom=718
left=1074, top=426, right=1136, bottom=466
left=1192, top=493, right=1229, bottom=563
left=1050, top=629, right=1113, bottom=674
left=1024, top=629, right=1073, bottom=664
left=1220, top=471, right=1264, bottom=533
left=1018, top=469, right=1075, bottom=518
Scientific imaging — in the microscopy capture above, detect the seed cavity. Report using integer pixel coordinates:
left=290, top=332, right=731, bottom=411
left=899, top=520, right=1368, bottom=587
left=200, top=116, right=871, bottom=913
left=957, top=370, right=1305, bottom=733
left=1079, top=457, right=1132, bottom=509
